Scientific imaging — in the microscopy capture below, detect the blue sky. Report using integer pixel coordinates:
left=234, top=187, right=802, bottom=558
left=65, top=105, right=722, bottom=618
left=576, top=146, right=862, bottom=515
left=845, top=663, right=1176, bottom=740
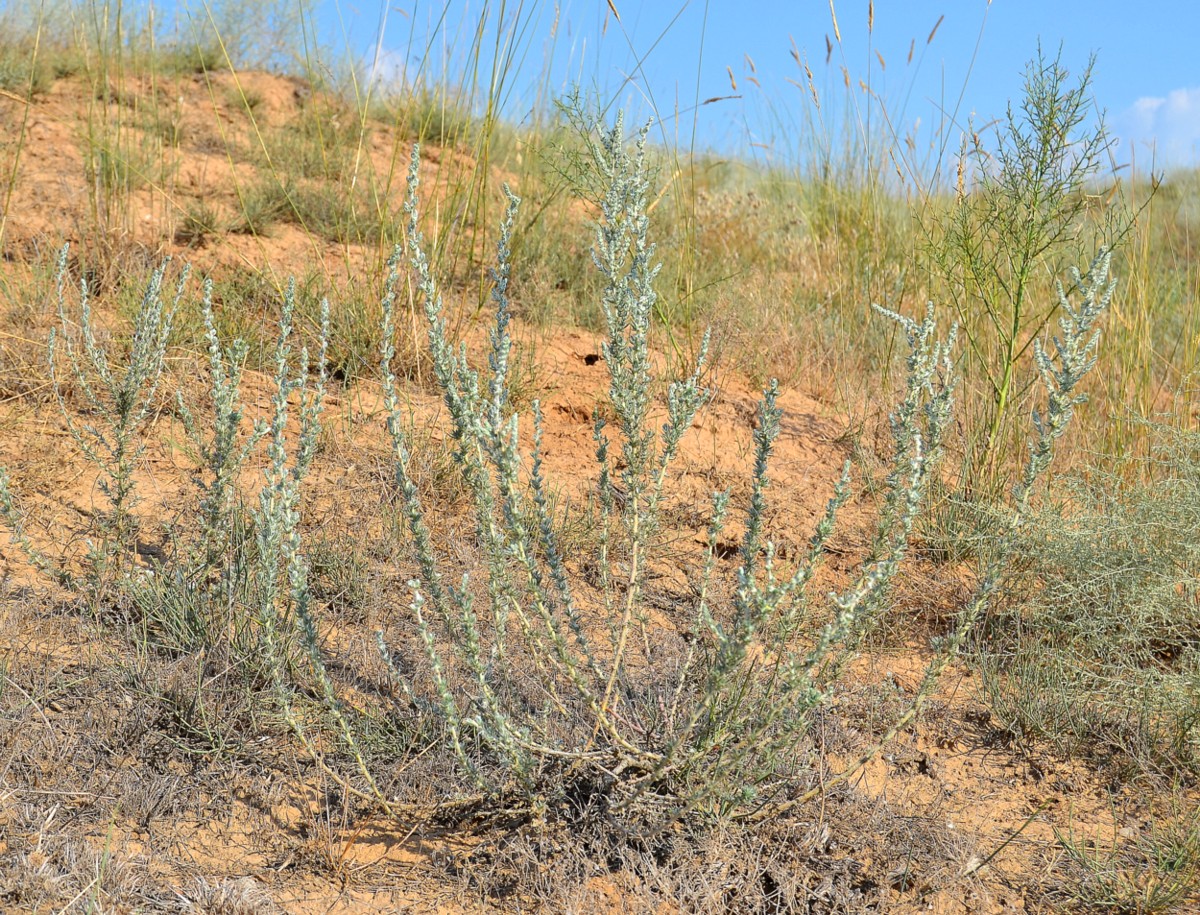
left=304, top=1, right=1199, bottom=171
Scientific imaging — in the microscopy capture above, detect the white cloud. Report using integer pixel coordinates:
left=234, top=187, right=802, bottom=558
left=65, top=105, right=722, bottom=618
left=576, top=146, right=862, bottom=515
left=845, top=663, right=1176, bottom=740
left=1114, top=86, right=1200, bottom=169
left=366, top=47, right=408, bottom=92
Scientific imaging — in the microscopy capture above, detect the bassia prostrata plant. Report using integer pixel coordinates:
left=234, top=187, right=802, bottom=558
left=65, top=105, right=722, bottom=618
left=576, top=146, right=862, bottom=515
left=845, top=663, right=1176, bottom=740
left=286, top=116, right=1115, bottom=831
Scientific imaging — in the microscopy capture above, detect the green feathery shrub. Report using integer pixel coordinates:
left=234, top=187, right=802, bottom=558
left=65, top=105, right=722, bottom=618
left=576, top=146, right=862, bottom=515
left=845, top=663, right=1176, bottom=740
left=926, top=45, right=1124, bottom=496
left=980, top=414, right=1200, bottom=779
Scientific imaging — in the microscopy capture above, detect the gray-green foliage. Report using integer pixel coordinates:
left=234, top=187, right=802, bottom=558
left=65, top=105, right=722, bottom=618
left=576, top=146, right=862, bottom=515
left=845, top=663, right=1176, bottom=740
left=276, top=116, right=1109, bottom=829
left=0, top=115, right=1116, bottom=836
left=136, top=281, right=329, bottom=663
left=981, top=407, right=1200, bottom=778
left=134, top=281, right=269, bottom=654
left=1019, top=250, right=1116, bottom=508
left=175, top=280, right=265, bottom=575
left=1052, top=808, right=1200, bottom=913
left=0, top=249, right=329, bottom=674
left=0, top=42, right=49, bottom=95
left=48, top=245, right=184, bottom=585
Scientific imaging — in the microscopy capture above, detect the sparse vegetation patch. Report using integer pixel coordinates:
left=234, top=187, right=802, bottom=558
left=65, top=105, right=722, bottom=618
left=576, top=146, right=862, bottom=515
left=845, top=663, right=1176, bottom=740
left=0, top=2, right=1197, bottom=912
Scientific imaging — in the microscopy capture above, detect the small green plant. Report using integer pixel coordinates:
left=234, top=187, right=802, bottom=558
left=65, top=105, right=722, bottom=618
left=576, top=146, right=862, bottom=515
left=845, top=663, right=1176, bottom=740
left=0, top=247, right=332, bottom=674
left=383, top=86, right=475, bottom=148
left=0, top=44, right=50, bottom=96
left=134, top=279, right=327, bottom=664
left=926, top=45, right=1121, bottom=494
left=232, top=175, right=393, bottom=247
left=230, top=177, right=292, bottom=237
left=242, top=88, right=264, bottom=112
left=152, top=113, right=186, bottom=149
left=307, top=532, right=371, bottom=621
left=1053, top=809, right=1200, bottom=914
left=284, top=181, right=383, bottom=245
left=175, top=199, right=220, bottom=246
left=184, top=0, right=309, bottom=72
left=0, top=249, right=187, bottom=595
left=260, top=108, right=362, bottom=183
left=174, top=280, right=266, bottom=578
left=45, top=246, right=184, bottom=589
left=159, top=38, right=224, bottom=76
left=81, top=131, right=167, bottom=239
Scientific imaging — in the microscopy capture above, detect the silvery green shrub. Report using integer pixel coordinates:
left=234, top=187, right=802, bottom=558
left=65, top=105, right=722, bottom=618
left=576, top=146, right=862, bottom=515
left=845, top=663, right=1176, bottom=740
left=0, top=255, right=330, bottom=671
left=280, top=116, right=1114, bottom=829
left=133, top=280, right=329, bottom=662
left=0, top=246, right=184, bottom=593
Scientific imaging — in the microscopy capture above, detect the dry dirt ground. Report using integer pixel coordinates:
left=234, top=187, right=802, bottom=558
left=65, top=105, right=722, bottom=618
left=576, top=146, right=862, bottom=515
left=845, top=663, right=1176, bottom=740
left=0, top=70, right=1183, bottom=913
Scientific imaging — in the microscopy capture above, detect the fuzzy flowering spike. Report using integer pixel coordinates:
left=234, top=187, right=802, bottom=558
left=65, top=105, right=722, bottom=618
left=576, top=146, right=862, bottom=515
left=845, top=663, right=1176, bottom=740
left=1019, top=248, right=1115, bottom=508
left=487, top=184, right=521, bottom=433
